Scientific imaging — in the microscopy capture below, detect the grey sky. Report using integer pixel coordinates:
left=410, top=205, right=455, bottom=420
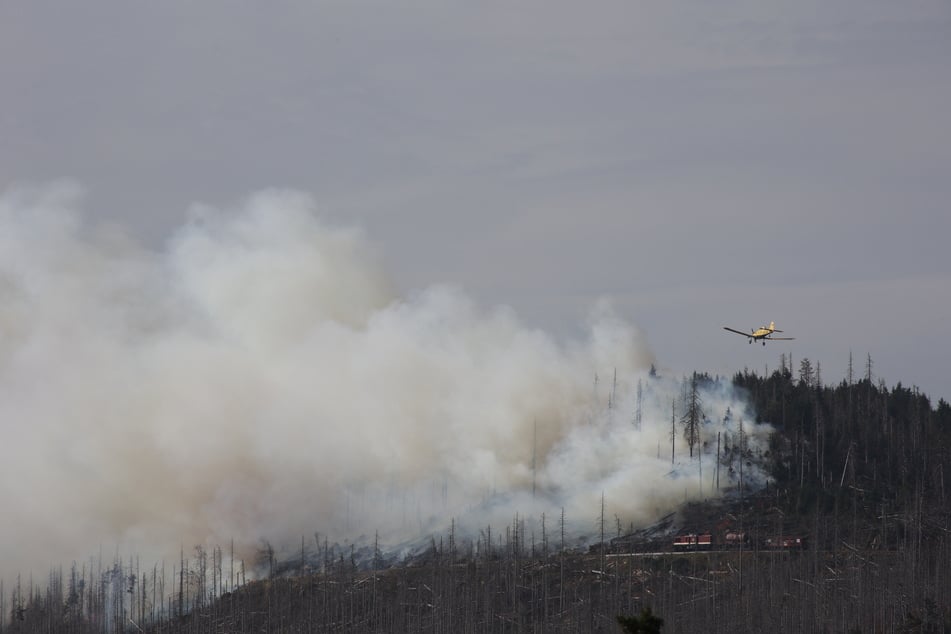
left=3, top=0, right=950, bottom=400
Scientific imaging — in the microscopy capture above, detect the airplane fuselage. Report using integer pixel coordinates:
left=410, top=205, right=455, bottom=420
left=723, top=321, right=793, bottom=346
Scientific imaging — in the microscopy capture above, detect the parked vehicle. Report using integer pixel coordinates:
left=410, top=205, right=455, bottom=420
left=672, top=533, right=713, bottom=550
left=670, top=531, right=806, bottom=551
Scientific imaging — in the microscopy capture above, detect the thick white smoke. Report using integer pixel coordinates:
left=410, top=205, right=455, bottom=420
left=0, top=183, right=771, bottom=576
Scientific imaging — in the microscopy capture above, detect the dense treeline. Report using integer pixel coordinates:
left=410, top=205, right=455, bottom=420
left=3, top=356, right=950, bottom=632
left=733, top=354, right=951, bottom=544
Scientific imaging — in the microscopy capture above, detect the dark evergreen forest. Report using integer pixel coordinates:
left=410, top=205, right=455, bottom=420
left=4, top=356, right=950, bottom=632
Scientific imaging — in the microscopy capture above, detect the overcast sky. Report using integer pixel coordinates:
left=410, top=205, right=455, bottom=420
left=3, top=0, right=950, bottom=400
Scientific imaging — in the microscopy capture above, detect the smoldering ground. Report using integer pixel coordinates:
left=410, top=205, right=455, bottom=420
left=0, top=183, right=771, bottom=577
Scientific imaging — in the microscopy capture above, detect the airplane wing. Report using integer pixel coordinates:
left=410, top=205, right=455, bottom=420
left=766, top=336, right=795, bottom=340
left=723, top=327, right=751, bottom=337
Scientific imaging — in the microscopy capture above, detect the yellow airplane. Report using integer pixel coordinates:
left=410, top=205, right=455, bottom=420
left=723, top=321, right=794, bottom=346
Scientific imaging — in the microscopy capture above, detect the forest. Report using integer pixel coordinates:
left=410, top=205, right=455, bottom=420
left=2, top=354, right=950, bottom=633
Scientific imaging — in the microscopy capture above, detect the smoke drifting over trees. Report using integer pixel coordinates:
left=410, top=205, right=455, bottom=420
left=0, top=183, right=771, bottom=578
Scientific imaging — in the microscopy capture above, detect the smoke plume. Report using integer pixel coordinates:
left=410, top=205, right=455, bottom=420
left=0, top=183, right=771, bottom=576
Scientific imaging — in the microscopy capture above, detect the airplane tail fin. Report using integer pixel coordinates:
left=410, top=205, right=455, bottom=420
left=769, top=321, right=782, bottom=332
